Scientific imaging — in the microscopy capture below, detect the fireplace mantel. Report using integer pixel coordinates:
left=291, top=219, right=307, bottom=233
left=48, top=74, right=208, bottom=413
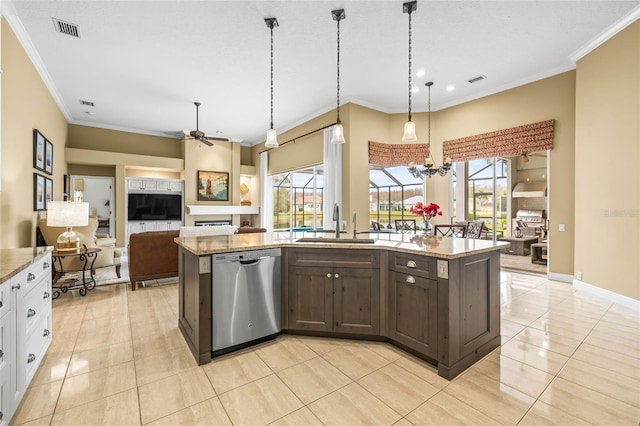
left=186, top=205, right=260, bottom=215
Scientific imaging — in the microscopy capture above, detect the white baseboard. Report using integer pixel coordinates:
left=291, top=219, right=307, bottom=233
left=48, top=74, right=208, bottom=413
left=573, top=279, right=640, bottom=310
left=547, top=272, right=573, bottom=283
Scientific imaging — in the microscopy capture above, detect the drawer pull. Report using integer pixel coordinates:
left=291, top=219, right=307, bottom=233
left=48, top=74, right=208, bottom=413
left=405, top=275, right=416, bottom=284
left=43, top=291, right=51, bottom=299
left=0, top=349, right=3, bottom=359
left=334, top=273, right=340, bottom=279
left=27, top=273, right=36, bottom=282
left=406, top=260, right=417, bottom=268
left=326, top=273, right=332, bottom=278
left=11, top=284, right=21, bottom=291
left=43, top=329, right=51, bottom=337
left=27, top=353, right=36, bottom=363
left=43, top=261, right=50, bottom=269
left=27, top=308, right=36, bottom=318
left=0, top=301, right=3, bottom=308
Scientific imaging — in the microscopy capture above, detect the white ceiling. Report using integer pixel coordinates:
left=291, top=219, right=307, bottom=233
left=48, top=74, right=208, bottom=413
left=4, top=1, right=639, bottom=146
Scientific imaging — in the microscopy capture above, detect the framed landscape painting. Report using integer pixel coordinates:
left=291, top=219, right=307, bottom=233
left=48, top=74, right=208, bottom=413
left=45, top=177, right=53, bottom=209
left=197, top=170, right=229, bottom=201
left=34, top=173, right=45, bottom=211
left=33, top=129, right=46, bottom=172
left=45, top=139, right=53, bottom=175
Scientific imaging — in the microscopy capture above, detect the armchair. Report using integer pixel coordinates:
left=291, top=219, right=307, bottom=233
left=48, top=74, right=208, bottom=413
left=38, top=216, right=122, bottom=278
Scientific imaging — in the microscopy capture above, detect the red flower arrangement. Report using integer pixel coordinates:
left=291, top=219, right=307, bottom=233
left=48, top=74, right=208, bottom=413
left=410, top=202, right=442, bottom=219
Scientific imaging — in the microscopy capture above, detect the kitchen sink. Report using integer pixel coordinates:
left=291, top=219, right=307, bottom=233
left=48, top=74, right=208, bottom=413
left=296, top=237, right=376, bottom=244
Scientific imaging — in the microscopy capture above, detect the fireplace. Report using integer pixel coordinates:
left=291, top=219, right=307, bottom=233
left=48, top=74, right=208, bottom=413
left=194, top=220, right=232, bottom=226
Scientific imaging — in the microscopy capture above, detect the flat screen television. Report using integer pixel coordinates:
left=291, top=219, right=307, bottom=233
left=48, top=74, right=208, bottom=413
left=128, top=193, right=182, bottom=221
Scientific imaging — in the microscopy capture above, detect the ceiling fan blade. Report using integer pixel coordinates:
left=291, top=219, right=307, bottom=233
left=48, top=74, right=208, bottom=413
left=200, top=139, right=215, bottom=147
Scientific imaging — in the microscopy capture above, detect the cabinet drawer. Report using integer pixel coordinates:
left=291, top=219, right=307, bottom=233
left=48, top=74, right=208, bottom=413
left=389, top=253, right=437, bottom=279
left=23, top=312, right=52, bottom=385
left=0, top=281, right=9, bottom=319
left=16, top=254, right=52, bottom=295
left=21, top=277, right=51, bottom=338
left=288, top=248, right=379, bottom=268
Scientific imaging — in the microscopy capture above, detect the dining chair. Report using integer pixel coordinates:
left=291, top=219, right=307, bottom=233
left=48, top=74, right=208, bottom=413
left=394, top=219, right=417, bottom=233
left=464, top=221, right=485, bottom=239
left=434, top=224, right=466, bottom=237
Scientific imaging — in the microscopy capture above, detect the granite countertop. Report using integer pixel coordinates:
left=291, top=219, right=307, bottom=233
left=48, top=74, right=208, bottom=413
left=175, top=232, right=508, bottom=259
left=0, top=246, right=53, bottom=283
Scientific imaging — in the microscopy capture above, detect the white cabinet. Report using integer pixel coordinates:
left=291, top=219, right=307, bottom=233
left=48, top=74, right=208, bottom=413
left=127, top=178, right=182, bottom=193
left=155, top=221, right=181, bottom=232
left=156, top=180, right=183, bottom=192
left=127, top=178, right=157, bottom=191
left=0, top=251, right=52, bottom=425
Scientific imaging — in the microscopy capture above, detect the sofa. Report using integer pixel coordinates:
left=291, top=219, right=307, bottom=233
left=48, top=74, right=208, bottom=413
left=128, top=226, right=267, bottom=290
left=38, top=216, right=122, bottom=277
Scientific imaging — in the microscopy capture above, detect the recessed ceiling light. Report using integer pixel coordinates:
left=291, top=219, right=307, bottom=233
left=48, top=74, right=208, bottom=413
left=411, top=87, right=419, bottom=93
left=84, top=111, right=94, bottom=115
left=446, top=85, right=455, bottom=92
left=416, top=69, right=425, bottom=77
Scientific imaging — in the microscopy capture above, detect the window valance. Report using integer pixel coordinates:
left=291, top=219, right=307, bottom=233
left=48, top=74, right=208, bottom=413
left=442, top=120, right=554, bottom=162
left=368, top=141, right=429, bottom=167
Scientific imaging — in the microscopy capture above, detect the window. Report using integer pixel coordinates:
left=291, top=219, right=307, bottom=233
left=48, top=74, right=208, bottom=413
left=369, top=165, right=423, bottom=230
left=272, top=166, right=324, bottom=231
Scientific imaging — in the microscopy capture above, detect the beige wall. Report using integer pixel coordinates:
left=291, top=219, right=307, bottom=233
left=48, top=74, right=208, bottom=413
left=1, top=20, right=68, bottom=248
left=575, top=21, right=639, bottom=300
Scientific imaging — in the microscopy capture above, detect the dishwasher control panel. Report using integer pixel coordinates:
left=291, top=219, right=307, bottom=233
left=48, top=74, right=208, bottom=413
left=211, top=248, right=281, bottom=263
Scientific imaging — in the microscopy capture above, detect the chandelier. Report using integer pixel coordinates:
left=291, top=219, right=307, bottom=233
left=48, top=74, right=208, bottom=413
left=408, top=82, right=452, bottom=178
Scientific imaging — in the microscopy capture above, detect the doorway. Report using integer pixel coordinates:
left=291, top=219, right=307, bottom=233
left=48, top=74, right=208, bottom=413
left=69, top=176, right=115, bottom=237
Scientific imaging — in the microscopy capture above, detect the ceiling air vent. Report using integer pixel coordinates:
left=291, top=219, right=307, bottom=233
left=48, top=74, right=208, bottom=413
left=80, top=100, right=95, bottom=107
left=52, top=18, right=80, bottom=38
left=467, top=74, right=487, bottom=84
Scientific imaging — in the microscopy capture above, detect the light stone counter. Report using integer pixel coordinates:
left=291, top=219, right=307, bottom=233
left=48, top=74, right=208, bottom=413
left=175, top=231, right=508, bottom=259
left=0, top=246, right=53, bottom=282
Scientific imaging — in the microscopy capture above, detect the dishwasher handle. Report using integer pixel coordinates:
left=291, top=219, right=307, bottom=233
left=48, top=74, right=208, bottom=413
left=239, top=259, right=260, bottom=265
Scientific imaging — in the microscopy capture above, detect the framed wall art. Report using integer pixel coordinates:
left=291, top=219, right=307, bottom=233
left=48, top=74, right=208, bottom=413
left=33, top=129, right=46, bottom=172
left=45, top=177, right=53, bottom=209
left=45, top=139, right=54, bottom=175
left=197, top=170, right=229, bottom=201
left=34, top=173, right=45, bottom=211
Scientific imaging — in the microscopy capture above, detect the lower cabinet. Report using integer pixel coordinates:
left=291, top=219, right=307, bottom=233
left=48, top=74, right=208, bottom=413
left=288, top=264, right=380, bottom=335
left=388, top=270, right=437, bottom=358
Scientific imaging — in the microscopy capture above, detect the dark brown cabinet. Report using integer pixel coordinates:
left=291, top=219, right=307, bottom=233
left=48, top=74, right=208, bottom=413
left=389, top=271, right=437, bottom=358
left=286, top=249, right=380, bottom=335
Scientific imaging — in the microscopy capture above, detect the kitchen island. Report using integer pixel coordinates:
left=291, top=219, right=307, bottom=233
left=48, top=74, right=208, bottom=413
left=175, top=232, right=507, bottom=380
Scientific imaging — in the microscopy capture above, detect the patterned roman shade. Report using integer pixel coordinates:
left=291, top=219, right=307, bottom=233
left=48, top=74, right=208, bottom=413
left=442, top=120, right=554, bottom=162
left=368, top=141, right=429, bottom=167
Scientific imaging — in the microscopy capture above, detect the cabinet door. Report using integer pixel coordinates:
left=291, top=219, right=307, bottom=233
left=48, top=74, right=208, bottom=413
left=333, top=267, right=380, bottom=335
left=288, top=266, right=332, bottom=332
left=388, top=271, right=437, bottom=358
left=0, top=310, right=13, bottom=425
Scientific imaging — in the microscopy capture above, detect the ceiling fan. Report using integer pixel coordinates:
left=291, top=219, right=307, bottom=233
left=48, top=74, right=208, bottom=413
left=183, top=102, right=228, bottom=146
left=520, top=152, right=547, bottom=162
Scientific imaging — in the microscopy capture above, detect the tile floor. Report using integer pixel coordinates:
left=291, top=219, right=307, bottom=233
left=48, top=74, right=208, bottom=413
left=11, top=271, right=640, bottom=425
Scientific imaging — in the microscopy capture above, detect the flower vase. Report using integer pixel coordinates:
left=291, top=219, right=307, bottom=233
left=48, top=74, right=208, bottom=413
left=423, top=216, right=432, bottom=234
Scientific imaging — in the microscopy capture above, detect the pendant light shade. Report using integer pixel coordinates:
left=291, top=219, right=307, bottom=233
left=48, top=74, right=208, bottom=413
left=401, top=1, right=417, bottom=142
left=332, top=9, right=346, bottom=144
left=265, top=18, right=279, bottom=148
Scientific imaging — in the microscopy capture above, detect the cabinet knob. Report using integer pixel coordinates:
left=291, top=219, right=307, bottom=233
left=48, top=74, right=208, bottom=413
left=0, top=349, right=3, bottom=359
left=326, top=273, right=332, bottom=278
left=405, top=275, right=416, bottom=284
left=406, top=260, right=417, bottom=268
left=43, top=261, right=50, bottom=269
left=27, top=353, right=36, bottom=363
left=27, top=272, right=36, bottom=282
left=43, top=329, right=51, bottom=337
left=27, top=308, right=36, bottom=318
left=0, top=301, right=3, bottom=308
left=334, top=273, right=340, bottom=279
left=11, top=284, right=20, bottom=291
left=43, top=291, right=51, bottom=299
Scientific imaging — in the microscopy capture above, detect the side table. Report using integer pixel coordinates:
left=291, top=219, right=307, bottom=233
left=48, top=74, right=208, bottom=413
left=51, top=247, right=101, bottom=298
left=498, top=236, right=539, bottom=256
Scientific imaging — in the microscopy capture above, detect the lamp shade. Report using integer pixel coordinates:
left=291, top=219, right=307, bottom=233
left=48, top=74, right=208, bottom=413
left=402, top=121, right=417, bottom=142
left=47, top=201, right=89, bottom=227
left=265, top=128, right=279, bottom=148
left=331, top=123, right=346, bottom=144
left=74, top=178, right=84, bottom=191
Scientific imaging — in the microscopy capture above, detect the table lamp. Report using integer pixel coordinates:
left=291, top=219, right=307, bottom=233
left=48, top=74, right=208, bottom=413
left=46, top=201, right=89, bottom=251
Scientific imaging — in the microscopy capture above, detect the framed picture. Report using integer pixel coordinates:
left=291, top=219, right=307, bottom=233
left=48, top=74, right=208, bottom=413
left=45, top=139, right=54, bottom=175
left=34, top=173, right=46, bottom=211
left=33, top=129, right=46, bottom=172
left=45, top=177, right=53, bottom=209
left=197, top=170, right=229, bottom=201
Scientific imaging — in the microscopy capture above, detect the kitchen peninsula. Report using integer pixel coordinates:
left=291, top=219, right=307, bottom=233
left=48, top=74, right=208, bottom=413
left=175, top=232, right=507, bottom=380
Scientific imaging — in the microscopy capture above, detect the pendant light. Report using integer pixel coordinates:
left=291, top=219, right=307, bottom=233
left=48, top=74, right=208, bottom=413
left=265, top=18, right=279, bottom=148
left=331, top=9, right=346, bottom=144
left=401, top=1, right=417, bottom=142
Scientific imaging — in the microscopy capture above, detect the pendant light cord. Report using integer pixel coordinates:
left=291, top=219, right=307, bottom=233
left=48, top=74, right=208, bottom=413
left=336, top=15, right=341, bottom=123
left=427, top=83, right=431, bottom=150
left=407, top=9, right=412, bottom=122
left=270, top=23, right=274, bottom=129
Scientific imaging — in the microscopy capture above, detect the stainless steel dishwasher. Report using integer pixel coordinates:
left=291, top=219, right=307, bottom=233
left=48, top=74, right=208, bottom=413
left=210, top=248, right=281, bottom=355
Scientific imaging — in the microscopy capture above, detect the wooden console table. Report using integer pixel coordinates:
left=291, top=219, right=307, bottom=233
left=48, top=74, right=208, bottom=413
left=498, top=236, right=539, bottom=256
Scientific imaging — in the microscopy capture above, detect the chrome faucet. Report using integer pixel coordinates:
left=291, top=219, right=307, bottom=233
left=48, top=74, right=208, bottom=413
left=352, top=212, right=357, bottom=238
left=333, top=203, right=340, bottom=238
